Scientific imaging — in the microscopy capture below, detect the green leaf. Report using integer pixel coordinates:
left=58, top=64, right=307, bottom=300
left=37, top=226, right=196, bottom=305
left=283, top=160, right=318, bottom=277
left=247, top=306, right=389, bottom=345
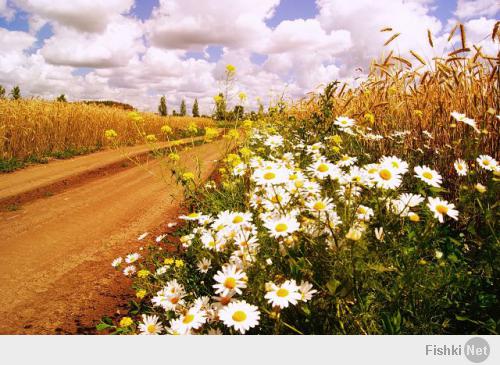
left=326, top=278, right=341, bottom=295
left=96, top=323, right=112, bottom=331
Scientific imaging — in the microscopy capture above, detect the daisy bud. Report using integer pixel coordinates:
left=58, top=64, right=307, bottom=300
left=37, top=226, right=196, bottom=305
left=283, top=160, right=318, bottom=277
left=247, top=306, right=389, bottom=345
left=408, top=212, right=420, bottom=222
left=475, top=183, right=486, bottom=193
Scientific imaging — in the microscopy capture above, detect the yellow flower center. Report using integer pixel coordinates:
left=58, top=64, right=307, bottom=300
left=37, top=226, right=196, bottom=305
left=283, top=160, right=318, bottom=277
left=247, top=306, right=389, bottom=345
left=289, top=174, right=297, bottom=181
left=379, top=169, right=392, bottom=180
left=183, top=314, right=195, bottom=324
left=147, top=324, right=157, bottom=333
left=409, top=213, right=420, bottom=222
left=294, top=180, right=304, bottom=188
left=341, top=155, right=349, bottom=161
left=275, top=223, right=288, bottom=232
left=422, top=171, right=433, bottom=179
left=169, top=296, right=180, bottom=304
left=313, top=201, right=326, bottom=211
left=224, top=277, right=236, bottom=289
left=276, top=288, right=289, bottom=297
left=317, top=163, right=329, bottom=173
left=232, top=310, right=247, bottom=322
left=436, top=205, right=448, bottom=214
left=392, top=161, right=399, bottom=168
left=188, top=213, right=199, bottom=218
left=482, top=160, right=490, bottom=166
left=232, top=216, right=244, bottom=224
left=358, top=207, right=367, bottom=214
left=271, top=195, right=282, bottom=203
left=264, top=172, right=276, bottom=180
left=368, top=168, right=377, bottom=174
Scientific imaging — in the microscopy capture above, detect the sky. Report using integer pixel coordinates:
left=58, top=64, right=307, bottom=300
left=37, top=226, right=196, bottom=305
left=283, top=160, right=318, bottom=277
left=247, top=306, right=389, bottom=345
left=0, top=0, right=498, bottom=114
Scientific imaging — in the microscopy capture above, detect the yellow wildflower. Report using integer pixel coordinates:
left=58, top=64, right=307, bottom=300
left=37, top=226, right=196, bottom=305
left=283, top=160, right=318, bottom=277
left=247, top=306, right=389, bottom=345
left=136, top=289, right=147, bottom=299
left=104, top=129, right=118, bottom=139
left=119, top=317, right=133, bottom=328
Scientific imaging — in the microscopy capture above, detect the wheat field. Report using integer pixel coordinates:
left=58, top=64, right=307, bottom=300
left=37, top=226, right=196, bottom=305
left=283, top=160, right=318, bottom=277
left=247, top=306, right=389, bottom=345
left=0, top=99, right=213, bottom=163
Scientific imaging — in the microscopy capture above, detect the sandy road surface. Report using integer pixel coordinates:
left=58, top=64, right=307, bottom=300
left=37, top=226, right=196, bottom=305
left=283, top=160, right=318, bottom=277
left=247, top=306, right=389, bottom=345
left=0, top=139, right=228, bottom=334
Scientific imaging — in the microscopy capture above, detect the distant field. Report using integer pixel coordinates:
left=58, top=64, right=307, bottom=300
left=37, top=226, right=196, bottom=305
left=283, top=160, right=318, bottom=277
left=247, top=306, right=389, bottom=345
left=0, top=99, right=214, bottom=171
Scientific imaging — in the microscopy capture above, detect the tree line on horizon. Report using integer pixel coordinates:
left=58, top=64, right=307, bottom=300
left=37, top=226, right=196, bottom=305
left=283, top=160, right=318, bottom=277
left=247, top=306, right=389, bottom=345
left=1, top=84, right=268, bottom=121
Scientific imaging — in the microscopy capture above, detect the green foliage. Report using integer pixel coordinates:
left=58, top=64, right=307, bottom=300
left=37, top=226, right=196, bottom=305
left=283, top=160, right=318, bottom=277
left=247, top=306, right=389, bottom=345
left=214, top=92, right=226, bottom=120
left=56, top=94, right=67, bottom=102
left=180, top=99, right=187, bottom=116
left=158, top=95, right=168, bottom=116
left=192, top=98, right=200, bottom=117
left=10, top=85, right=21, bottom=100
left=0, top=85, right=5, bottom=99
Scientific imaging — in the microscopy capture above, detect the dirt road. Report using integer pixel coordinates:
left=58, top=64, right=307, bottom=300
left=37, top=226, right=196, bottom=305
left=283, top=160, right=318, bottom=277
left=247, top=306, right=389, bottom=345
left=0, top=139, right=228, bottom=334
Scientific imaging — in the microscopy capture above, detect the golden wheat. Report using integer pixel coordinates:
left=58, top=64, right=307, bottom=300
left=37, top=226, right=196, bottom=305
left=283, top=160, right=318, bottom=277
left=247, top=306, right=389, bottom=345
left=0, top=100, right=213, bottom=161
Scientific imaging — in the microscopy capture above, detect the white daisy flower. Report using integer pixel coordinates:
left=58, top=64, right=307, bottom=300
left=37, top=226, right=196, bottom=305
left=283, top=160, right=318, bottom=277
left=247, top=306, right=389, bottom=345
left=125, top=253, right=141, bottom=264
left=356, top=205, right=374, bottom=221
left=137, top=232, right=149, bottom=241
left=306, top=197, right=335, bottom=214
left=197, top=258, right=212, bottom=274
left=476, top=155, right=497, bottom=171
left=213, top=264, right=247, bottom=296
left=138, top=314, right=163, bottom=335
left=374, top=165, right=402, bottom=189
left=263, top=214, right=300, bottom=238
left=156, top=266, right=168, bottom=275
left=427, top=197, right=459, bottom=223
left=111, top=257, right=122, bottom=268
left=308, top=158, right=342, bottom=180
left=123, top=265, right=136, bottom=276
left=414, top=165, right=442, bottom=187
left=218, top=300, right=260, bottom=334
left=451, top=112, right=479, bottom=132
left=264, top=135, right=284, bottom=148
left=298, top=281, right=317, bottom=302
left=337, top=155, right=357, bottom=167
left=264, top=279, right=301, bottom=308
left=379, top=156, right=409, bottom=174
left=170, top=308, right=206, bottom=335
left=454, top=159, right=468, bottom=176
left=334, top=116, right=355, bottom=129
left=252, top=166, right=289, bottom=186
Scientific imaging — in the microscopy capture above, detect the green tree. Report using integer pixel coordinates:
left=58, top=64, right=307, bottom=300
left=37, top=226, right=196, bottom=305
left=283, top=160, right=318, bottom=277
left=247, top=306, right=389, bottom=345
left=10, top=85, right=21, bottom=100
left=233, top=105, right=244, bottom=120
left=258, top=103, right=264, bottom=118
left=192, top=98, right=200, bottom=117
left=172, top=110, right=178, bottom=116
left=56, top=94, right=67, bottom=102
left=0, top=85, right=5, bottom=99
left=214, top=93, right=226, bottom=121
left=180, top=99, right=187, bottom=116
left=158, top=95, right=168, bottom=116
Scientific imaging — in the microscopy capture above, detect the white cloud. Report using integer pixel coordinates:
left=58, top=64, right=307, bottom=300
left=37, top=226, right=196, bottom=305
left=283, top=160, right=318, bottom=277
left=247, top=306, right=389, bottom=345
left=12, top=0, right=134, bottom=32
left=316, top=0, right=443, bottom=75
left=0, top=0, right=15, bottom=20
left=0, top=28, right=36, bottom=75
left=40, top=16, right=144, bottom=68
left=263, top=18, right=351, bottom=55
left=147, top=0, right=279, bottom=50
left=455, top=0, right=500, bottom=19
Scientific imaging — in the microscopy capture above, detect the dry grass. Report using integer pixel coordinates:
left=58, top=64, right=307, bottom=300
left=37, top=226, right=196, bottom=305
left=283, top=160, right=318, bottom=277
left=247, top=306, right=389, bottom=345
left=0, top=99, right=214, bottom=161
left=292, top=23, right=499, bottom=177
